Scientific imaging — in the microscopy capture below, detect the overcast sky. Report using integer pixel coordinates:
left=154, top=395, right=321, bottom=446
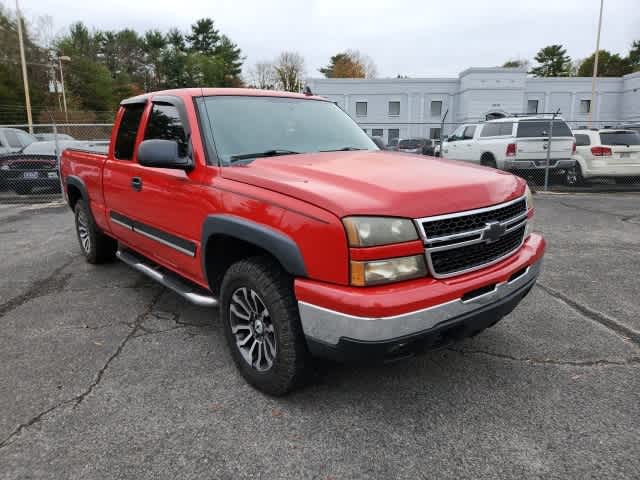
left=10, top=0, right=640, bottom=78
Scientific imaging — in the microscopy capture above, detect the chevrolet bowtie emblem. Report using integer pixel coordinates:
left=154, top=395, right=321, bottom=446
left=483, top=221, right=506, bottom=243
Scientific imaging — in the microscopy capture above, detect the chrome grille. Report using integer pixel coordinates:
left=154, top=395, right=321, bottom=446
left=416, top=196, right=528, bottom=278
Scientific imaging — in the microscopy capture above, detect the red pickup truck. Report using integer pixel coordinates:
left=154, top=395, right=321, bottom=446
left=61, top=88, right=545, bottom=395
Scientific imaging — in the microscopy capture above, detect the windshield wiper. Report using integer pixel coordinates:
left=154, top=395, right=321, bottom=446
left=320, top=147, right=366, bottom=152
left=229, top=149, right=300, bottom=162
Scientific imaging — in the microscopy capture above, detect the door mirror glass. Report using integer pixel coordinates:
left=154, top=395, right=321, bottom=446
left=137, top=139, right=192, bottom=170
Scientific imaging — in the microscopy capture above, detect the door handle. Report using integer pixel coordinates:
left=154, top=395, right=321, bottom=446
left=131, top=177, right=142, bottom=191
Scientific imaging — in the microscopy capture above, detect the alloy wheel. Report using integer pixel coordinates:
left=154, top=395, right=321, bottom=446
left=77, top=208, right=91, bottom=253
left=229, top=287, right=277, bottom=372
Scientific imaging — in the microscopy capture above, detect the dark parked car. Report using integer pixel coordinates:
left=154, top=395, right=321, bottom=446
left=398, top=138, right=434, bottom=155
left=369, top=136, right=386, bottom=150
left=386, top=138, right=399, bottom=150
left=34, top=133, right=75, bottom=141
left=0, top=154, right=60, bottom=195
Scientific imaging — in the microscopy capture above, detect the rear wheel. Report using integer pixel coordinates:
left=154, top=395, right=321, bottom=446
left=74, top=199, right=117, bottom=264
left=220, top=256, right=309, bottom=396
left=565, top=164, right=584, bottom=186
left=480, top=154, right=497, bottom=169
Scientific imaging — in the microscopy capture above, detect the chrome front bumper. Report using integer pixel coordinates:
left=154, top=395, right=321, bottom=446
left=504, top=159, right=575, bottom=170
left=298, top=258, right=542, bottom=346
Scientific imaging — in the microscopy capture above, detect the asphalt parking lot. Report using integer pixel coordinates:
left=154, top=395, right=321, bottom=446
left=1, top=193, right=639, bottom=479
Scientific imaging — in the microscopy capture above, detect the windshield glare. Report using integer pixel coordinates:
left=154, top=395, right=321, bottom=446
left=200, top=96, right=377, bottom=164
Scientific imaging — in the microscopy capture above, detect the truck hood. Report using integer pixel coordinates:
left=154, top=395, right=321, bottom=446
left=221, top=151, right=525, bottom=218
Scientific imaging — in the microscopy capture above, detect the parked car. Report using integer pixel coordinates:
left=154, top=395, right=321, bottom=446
left=386, top=138, right=399, bottom=150
left=423, top=139, right=439, bottom=156
left=34, top=133, right=75, bottom=141
left=0, top=127, right=38, bottom=155
left=442, top=117, right=576, bottom=183
left=570, top=128, right=640, bottom=184
left=369, top=136, right=386, bottom=150
left=61, top=88, right=545, bottom=395
left=22, top=139, right=108, bottom=157
left=397, top=138, right=431, bottom=154
left=0, top=154, right=60, bottom=195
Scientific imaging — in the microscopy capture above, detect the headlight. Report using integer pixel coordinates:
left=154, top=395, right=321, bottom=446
left=350, top=255, right=427, bottom=286
left=524, top=184, right=533, bottom=210
left=0, top=165, right=9, bottom=171
left=524, top=184, right=534, bottom=237
left=343, top=217, right=419, bottom=247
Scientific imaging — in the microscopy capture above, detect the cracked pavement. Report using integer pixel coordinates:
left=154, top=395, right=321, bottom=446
left=1, top=194, right=639, bottom=479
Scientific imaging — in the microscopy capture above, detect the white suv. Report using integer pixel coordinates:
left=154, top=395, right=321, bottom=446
left=571, top=128, right=640, bottom=184
left=442, top=117, right=576, bottom=178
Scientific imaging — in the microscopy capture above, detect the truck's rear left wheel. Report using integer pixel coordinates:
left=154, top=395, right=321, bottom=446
left=220, top=256, right=308, bottom=396
left=74, top=199, right=117, bottom=264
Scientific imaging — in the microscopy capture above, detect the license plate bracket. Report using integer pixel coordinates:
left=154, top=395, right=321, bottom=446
left=23, top=171, right=38, bottom=179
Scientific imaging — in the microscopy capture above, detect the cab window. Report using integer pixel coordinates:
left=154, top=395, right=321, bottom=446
left=114, top=104, right=145, bottom=160
left=144, top=103, right=188, bottom=157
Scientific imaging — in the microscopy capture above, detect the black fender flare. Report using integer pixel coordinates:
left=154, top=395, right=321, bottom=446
left=65, top=175, right=88, bottom=209
left=201, top=215, right=307, bottom=283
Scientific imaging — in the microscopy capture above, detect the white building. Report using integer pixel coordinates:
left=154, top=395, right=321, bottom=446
left=307, top=67, right=640, bottom=143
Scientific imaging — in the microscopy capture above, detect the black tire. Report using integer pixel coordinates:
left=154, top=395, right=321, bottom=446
left=74, top=199, right=117, bottom=264
left=220, top=256, right=309, bottom=396
left=565, top=164, right=584, bottom=186
left=14, top=185, right=32, bottom=195
left=480, top=154, right=497, bottom=169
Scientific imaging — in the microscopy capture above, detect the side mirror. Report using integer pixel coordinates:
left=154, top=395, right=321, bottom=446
left=137, top=139, right=192, bottom=170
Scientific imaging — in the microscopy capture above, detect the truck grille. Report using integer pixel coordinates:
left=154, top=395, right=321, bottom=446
left=417, top=197, right=528, bottom=278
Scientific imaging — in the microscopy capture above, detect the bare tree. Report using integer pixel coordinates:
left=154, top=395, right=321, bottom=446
left=274, top=51, right=305, bottom=92
left=247, top=61, right=276, bottom=89
left=345, top=49, right=377, bottom=79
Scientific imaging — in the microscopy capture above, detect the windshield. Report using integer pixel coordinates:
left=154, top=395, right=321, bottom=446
left=599, top=131, right=640, bottom=146
left=199, top=96, right=377, bottom=164
left=516, top=120, right=572, bottom=138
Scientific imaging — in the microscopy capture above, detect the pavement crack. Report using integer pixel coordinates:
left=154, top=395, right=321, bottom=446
left=0, top=258, right=74, bottom=318
left=447, top=347, right=640, bottom=367
left=536, top=283, right=640, bottom=346
left=0, top=290, right=165, bottom=450
left=558, top=201, right=640, bottom=224
left=74, top=290, right=164, bottom=406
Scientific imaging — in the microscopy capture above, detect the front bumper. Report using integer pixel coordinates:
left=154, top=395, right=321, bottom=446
left=503, top=159, right=575, bottom=171
left=296, top=234, right=544, bottom=360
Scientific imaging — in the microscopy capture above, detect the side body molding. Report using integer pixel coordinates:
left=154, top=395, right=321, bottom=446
left=201, top=215, right=307, bottom=282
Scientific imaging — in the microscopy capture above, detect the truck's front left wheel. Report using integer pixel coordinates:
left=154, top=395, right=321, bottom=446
left=74, top=200, right=117, bottom=264
left=220, top=256, right=309, bottom=396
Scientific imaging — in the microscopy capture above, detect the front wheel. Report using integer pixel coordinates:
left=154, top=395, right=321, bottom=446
left=220, top=256, right=309, bottom=396
left=565, top=164, right=584, bottom=186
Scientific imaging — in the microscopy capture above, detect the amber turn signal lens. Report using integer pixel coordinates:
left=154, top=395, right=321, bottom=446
left=350, top=261, right=366, bottom=287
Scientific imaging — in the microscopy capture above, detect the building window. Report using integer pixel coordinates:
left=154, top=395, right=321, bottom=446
left=388, top=128, right=400, bottom=141
left=527, top=100, right=539, bottom=114
left=356, top=102, right=367, bottom=116
left=371, top=128, right=383, bottom=137
left=430, top=101, right=442, bottom=117
left=429, top=128, right=441, bottom=139
left=580, top=99, right=591, bottom=114
left=388, top=101, right=400, bottom=116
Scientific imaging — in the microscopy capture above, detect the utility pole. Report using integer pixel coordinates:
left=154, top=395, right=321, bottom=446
left=588, top=0, right=604, bottom=127
left=58, top=56, right=70, bottom=123
left=16, top=0, right=33, bottom=133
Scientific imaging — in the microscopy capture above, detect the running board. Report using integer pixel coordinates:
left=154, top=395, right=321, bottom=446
left=116, top=250, right=218, bottom=308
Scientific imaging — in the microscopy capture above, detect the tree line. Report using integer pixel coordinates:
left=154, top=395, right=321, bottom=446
left=502, top=42, right=640, bottom=77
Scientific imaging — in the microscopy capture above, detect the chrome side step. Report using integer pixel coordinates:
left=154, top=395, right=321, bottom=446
left=116, top=250, right=218, bottom=308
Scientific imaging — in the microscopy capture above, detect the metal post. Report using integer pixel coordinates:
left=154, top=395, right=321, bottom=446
left=58, top=56, right=69, bottom=123
left=15, top=0, right=33, bottom=133
left=588, top=0, right=604, bottom=127
left=440, top=109, right=449, bottom=157
left=544, top=110, right=559, bottom=191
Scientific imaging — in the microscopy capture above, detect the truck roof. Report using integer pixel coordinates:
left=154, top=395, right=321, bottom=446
left=120, top=88, right=328, bottom=106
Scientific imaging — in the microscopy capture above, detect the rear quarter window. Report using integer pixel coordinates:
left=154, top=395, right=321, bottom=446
left=114, top=104, right=145, bottom=160
left=574, top=134, right=590, bottom=146
left=516, top=120, right=572, bottom=138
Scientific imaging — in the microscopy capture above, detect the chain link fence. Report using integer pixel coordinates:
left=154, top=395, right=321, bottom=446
left=0, top=120, right=113, bottom=203
left=360, top=118, right=640, bottom=192
left=1, top=113, right=639, bottom=204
